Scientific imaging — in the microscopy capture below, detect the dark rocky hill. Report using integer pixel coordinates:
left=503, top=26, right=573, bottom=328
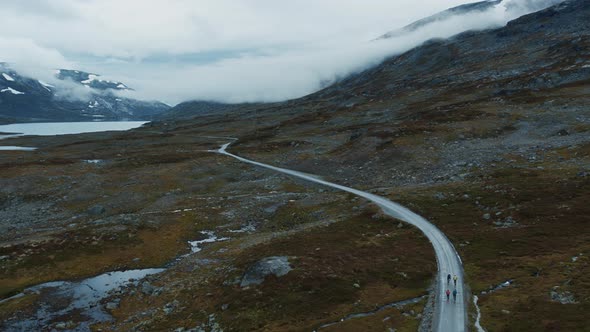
left=156, top=100, right=259, bottom=120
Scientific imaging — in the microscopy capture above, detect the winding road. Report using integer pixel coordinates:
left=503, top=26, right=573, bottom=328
left=216, top=142, right=466, bottom=332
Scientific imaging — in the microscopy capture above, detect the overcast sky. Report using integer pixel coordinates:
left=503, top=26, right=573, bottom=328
left=0, top=0, right=562, bottom=105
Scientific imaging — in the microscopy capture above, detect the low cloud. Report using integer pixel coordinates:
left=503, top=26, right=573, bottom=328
left=51, top=80, right=95, bottom=102
left=504, top=0, right=564, bottom=14
left=0, top=37, right=70, bottom=82
left=115, top=0, right=564, bottom=104
left=0, top=0, right=565, bottom=105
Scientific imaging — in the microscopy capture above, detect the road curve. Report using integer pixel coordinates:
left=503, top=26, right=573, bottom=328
left=216, top=142, right=466, bottom=332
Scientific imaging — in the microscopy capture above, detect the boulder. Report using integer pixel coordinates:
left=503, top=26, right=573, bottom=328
left=87, top=205, right=106, bottom=215
left=240, top=256, right=292, bottom=287
left=141, top=281, right=155, bottom=295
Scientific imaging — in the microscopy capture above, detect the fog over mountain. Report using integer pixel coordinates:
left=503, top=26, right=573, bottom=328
left=0, top=0, right=565, bottom=105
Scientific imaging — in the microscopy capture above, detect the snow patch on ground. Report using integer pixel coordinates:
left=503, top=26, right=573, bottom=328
left=2, top=73, right=15, bottom=81
left=480, top=280, right=513, bottom=295
left=473, top=295, right=486, bottom=332
left=229, top=223, right=257, bottom=233
left=188, top=231, right=229, bottom=253
left=1, top=87, right=24, bottom=95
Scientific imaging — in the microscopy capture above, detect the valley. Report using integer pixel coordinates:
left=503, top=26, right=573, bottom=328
left=1, top=1, right=589, bottom=331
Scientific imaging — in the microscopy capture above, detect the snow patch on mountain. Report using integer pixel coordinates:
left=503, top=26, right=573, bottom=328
left=38, top=80, right=54, bottom=91
left=2, top=73, right=15, bottom=81
left=1, top=87, right=25, bottom=95
left=81, top=74, right=98, bottom=84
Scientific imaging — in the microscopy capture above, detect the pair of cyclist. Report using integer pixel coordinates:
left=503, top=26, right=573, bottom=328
left=445, top=288, right=457, bottom=302
left=447, top=273, right=458, bottom=286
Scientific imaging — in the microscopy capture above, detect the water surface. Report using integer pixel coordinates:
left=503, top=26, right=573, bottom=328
left=0, top=121, right=148, bottom=139
left=1, top=268, right=164, bottom=331
left=0, top=146, right=37, bottom=151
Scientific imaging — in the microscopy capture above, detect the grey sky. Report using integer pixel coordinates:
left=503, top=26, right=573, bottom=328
left=0, top=0, right=562, bottom=105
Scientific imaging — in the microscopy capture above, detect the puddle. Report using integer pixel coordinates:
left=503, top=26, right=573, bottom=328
left=0, top=146, right=37, bottom=151
left=188, top=231, right=229, bottom=253
left=1, top=268, right=164, bottom=331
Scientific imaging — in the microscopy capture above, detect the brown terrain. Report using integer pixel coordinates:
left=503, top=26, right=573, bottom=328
left=1, top=1, right=590, bottom=331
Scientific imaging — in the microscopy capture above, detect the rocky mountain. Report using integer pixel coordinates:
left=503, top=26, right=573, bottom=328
left=311, top=0, right=588, bottom=105
left=0, top=64, right=170, bottom=123
left=157, top=100, right=262, bottom=120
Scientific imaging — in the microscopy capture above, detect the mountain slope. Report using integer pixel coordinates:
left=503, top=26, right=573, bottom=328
left=0, top=64, right=170, bottom=123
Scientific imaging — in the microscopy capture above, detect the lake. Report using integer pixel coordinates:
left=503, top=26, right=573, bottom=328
left=0, top=121, right=148, bottom=138
left=0, top=121, right=148, bottom=150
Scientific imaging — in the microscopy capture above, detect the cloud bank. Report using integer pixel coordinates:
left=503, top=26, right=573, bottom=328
left=0, top=0, right=565, bottom=105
